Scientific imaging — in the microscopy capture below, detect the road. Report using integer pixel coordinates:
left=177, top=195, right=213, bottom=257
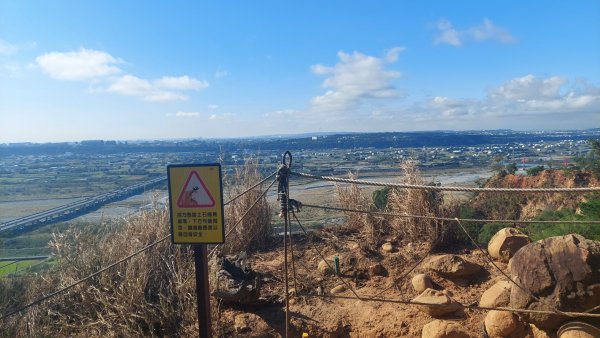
left=0, top=176, right=166, bottom=234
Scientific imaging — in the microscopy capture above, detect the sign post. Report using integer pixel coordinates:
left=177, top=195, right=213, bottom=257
left=168, top=164, right=225, bottom=338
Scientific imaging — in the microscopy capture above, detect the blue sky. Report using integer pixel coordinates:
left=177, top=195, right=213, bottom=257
left=1, top=1, right=599, bottom=142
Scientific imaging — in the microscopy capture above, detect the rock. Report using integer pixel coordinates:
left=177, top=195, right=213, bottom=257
left=318, top=259, right=333, bottom=275
left=480, top=281, right=511, bottom=308
left=331, top=284, right=346, bottom=294
left=529, top=324, right=551, bottom=338
left=484, top=310, right=518, bottom=337
left=382, top=242, right=394, bottom=253
left=234, top=314, right=251, bottom=333
left=509, top=234, right=600, bottom=329
left=421, top=320, right=470, bottom=338
left=488, top=227, right=531, bottom=262
left=411, top=288, right=461, bottom=316
left=424, top=254, right=485, bottom=280
left=412, top=273, right=434, bottom=293
left=369, top=263, right=386, bottom=277
left=557, top=321, right=600, bottom=338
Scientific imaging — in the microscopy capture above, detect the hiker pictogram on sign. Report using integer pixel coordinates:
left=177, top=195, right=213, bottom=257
left=177, top=171, right=216, bottom=208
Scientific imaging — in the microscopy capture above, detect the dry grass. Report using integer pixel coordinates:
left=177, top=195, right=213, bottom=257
left=387, top=160, right=452, bottom=244
left=1, top=204, right=201, bottom=337
left=221, top=160, right=272, bottom=254
left=335, top=172, right=384, bottom=248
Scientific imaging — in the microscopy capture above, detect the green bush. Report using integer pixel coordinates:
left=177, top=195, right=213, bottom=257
left=526, top=165, right=545, bottom=176
left=524, top=198, right=600, bottom=241
left=477, top=223, right=506, bottom=244
left=372, top=186, right=391, bottom=210
left=505, top=163, right=517, bottom=175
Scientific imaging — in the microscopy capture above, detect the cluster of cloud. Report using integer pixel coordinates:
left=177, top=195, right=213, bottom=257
left=433, top=18, right=515, bottom=47
left=165, top=105, right=237, bottom=121
left=310, top=47, right=404, bottom=113
left=35, top=48, right=208, bottom=102
left=408, top=74, right=600, bottom=125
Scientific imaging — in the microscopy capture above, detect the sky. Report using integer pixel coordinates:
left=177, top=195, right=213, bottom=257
left=1, top=1, right=599, bottom=143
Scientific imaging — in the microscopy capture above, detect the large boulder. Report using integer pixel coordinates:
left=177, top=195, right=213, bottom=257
left=488, top=227, right=531, bottom=262
left=411, top=288, right=461, bottom=316
left=424, top=254, right=485, bottom=280
left=421, top=320, right=470, bottom=338
left=480, top=280, right=511, bottom=308
left=484, top=310, right=518, bottom=337
left=509, top=234, right=600, bottom=329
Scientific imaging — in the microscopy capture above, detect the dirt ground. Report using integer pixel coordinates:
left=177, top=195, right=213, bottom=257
left=213, top=229, right=531, bottom=338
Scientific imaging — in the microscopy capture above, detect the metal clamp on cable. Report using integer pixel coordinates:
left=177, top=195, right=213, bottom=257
left=277, top=151, right=292, bottom=218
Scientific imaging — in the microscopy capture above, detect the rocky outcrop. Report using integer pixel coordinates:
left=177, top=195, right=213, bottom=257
left=424, top=254, right=484, bottom=280
left=487, top=227, right=531, bottom=262
left=421, top=320, right=470, bottom=338
left=411, top=288, right=461, bottom=316
left=509, top=234, right=600, bottom=329
left=480, top=280, right=511, bottom=308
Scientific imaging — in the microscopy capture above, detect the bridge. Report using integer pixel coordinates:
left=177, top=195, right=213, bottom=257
left=0, top=176, right=167, bottom=234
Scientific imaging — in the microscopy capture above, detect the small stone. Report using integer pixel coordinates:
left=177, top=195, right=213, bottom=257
left=411, top=274, right=434, bottom=293
left=480, top=281, right=511, bottom=308
left=369, top=263, right=386, bottom=277
left=485, top=310, right=517, bottom=337
left=331, top=284, right=346, bottom=294
left=529, top=324, right=551, bottom=338
left=318, top=259, right=333, bottom=275
left=382, top=242, right=394, bottom=253
left=234, top=314, right=251, bottom=333
left=421, top=320, right=470, bottom=338
left=411, top=288, right=461, bottom=316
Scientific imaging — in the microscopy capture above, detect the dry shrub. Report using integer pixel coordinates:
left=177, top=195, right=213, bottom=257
left=388, top=160, right=451, bottom=244
left=3, top=205, right=201, bottom=337
left=221, top=160, right=271, bottom=254
left=335, top=172, right=384, bottom=248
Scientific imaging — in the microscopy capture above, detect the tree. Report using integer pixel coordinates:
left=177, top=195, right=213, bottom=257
left=526, top=165, right=545, bottom=176
left=506, top=163, right=518, bottom=175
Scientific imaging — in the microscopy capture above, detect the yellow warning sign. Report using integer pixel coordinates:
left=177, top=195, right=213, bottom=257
left=168, top=164, right=224, bottom=244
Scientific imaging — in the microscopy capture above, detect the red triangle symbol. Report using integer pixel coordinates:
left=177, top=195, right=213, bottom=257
left=176, top=171, right=216, bottom=208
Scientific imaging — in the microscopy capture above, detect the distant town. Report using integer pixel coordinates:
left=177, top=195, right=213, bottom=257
left=1, top=129, right=598, bottom=203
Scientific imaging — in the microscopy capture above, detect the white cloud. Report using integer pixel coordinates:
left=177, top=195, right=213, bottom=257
left=167, top=111, right=200, bottom=117
left=469, top=19, right=515, bottom=43
left=154, top=75, right=209, bottom=90
left=208, top=113, right=237, bottom=120
left=207, top=104, right=219, bottom=110
left=433, top=19, right=462, bottom=47
left=34, top=48, right=209, bottom=102
left=310, top=48, right=403, bottom=112
left=215, top=69, right=228, bottom=78
left=36, top=48, right=122, bottom=81
left=417, top=75, right=600, bottom=120
left=0, top=39, right=18, bottom=55
left=262, top=109, right=297, bottom=118
left=433, top=18, right=515, bottom=47
left=107, top=75, right=185, bottom=102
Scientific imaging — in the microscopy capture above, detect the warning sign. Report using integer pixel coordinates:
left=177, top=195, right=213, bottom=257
left=177, top=171, right=215, bottom=208
left=167, top=164, right=225, bottom=244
